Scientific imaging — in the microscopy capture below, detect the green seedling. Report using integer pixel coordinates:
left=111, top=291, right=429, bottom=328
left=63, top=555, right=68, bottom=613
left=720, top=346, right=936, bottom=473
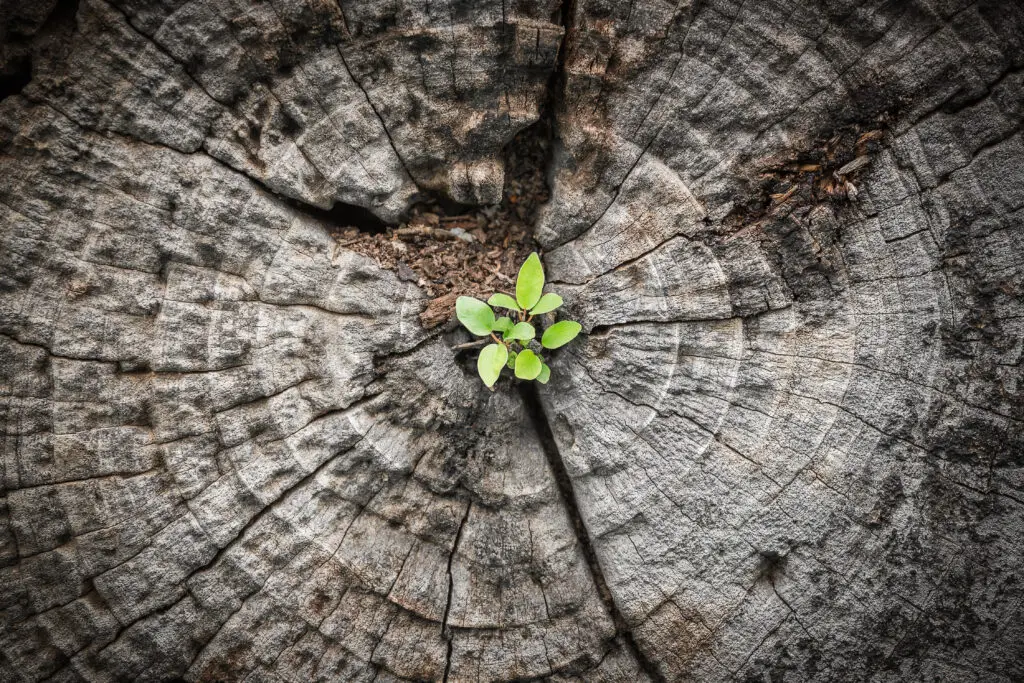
left=456, top=252, right=582, bottom=388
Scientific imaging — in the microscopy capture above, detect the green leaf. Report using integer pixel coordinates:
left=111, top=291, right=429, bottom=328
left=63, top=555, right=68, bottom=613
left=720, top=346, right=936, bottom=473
left=514, top=349, right=543, bottom=380
left=456, top=297, right=495, bottom=336
left=537, top=363, right=551, bottom=384
left=529, top=292, right=563, bottom=315
left=477, top=343, right=508, bottom=388
left=487, top=293, right=521, bottom=312
left=541, top=320, right=582, bottom=349
left=506, top=322, right=535, bottom=342
left=516, top=252, right=544, bottom=310
left=492, top=316, right=513, bottom=335
left=506, top=350, right=517, bottom=369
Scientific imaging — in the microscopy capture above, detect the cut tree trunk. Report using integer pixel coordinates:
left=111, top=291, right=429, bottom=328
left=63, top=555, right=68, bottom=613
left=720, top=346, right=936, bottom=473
left=1, top=0, right=1023, bottom=681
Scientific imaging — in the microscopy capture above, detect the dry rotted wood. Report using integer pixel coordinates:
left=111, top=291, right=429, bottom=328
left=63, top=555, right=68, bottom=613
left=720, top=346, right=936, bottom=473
left=1, top=0, right=1023, bottom=682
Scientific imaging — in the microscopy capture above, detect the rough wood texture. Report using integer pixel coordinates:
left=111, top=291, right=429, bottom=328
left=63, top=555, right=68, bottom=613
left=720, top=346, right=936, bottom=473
left=1, top=0, right=1023, bottom=681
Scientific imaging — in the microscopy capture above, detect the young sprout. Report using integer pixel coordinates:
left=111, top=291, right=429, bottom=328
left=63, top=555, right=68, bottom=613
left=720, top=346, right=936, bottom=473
left=455, top=252, right=581, bottom=388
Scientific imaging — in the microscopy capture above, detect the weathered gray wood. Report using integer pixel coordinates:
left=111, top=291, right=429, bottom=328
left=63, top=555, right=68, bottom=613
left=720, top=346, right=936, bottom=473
left=1, top=0, right=1023, bottom=681
left=540, top=1, right=1024, bottom=680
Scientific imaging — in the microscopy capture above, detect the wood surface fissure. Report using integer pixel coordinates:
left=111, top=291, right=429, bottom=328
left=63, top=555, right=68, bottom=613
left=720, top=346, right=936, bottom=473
left=442, top=501, right=472, bottom=683
left=508, top=3, right=666, bottom=672
left=520, top=383, right=665, bottom=682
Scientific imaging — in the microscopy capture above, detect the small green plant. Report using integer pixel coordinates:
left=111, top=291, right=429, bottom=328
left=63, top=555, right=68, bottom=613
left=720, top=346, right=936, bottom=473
left=456, top=252, right=581, bottom=388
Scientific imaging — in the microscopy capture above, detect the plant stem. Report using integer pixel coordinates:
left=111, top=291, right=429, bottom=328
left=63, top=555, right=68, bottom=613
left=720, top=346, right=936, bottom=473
left=451, top=339, right=489, bottom=351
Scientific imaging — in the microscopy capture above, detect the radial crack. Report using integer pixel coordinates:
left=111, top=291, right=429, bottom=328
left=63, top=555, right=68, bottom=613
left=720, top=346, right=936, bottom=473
left=336, top=47, right=421, bottom=193
left=518, top=382, right=665, bottom=682
left=441, top=500, right=471, bottom=683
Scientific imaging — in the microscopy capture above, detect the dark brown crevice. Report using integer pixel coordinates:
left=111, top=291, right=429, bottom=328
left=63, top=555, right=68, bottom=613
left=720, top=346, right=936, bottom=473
left=519, top=382, right=666, bottom=682
left=324, top=0, right=568, bottom=311
left=719, top=120, right=890, bottom=240
left=441, top=501, right=472, bottom=683
left=334, top=121, right=547, bottom=330
left=507, top=3, right=663, bottom=677
left=541, top=0, right=575, bottom=195
left=505, top=4, right=664, bottom=678
left=280, top=194, right=390, bottom=234
left=551, top=0, right=576, bottom=103
left=0, top=0, right=80, bottom=102
left=0, top=57, right=31, bottom=102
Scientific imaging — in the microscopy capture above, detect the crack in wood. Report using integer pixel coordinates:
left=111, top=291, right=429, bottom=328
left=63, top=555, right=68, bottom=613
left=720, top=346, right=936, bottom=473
left=441, top=500, right=471, bottom=683
left=336, top=46, right=422, bottom=194
left=519, top=382, right=665, bottom=682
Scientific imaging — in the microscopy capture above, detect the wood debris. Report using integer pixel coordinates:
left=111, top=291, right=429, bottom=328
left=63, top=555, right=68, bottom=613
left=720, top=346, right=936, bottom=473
left=329, top=124, right=550, bottom=329
left=724, top=120, right=888, bottom=234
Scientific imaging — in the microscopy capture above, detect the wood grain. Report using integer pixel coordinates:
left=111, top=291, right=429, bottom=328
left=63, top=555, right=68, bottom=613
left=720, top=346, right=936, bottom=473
left=1, top=0, right=1022, bottom=680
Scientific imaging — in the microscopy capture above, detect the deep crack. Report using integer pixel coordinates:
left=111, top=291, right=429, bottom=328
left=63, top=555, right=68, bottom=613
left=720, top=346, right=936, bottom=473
left=442, top=501, right=472, bottom=683
left=519, top=382, right=666, bottom=682
left=0, top=0, right=80, bottom=102
left=281, top=193, right=390, bottom=234
left=0, top=55, right=31, bottom=102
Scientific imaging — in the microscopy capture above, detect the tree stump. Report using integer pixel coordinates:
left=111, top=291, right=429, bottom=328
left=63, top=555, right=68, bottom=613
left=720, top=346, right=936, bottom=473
left=1, top=0, right=1023, bottom=680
